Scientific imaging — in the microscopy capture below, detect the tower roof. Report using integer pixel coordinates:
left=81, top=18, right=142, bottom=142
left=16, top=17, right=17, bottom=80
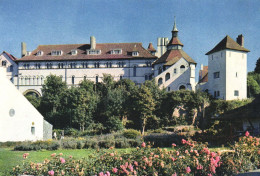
left=206, top=35, right=250, bottom=55
left=147, top=43, right=156, bottom=52
left=168, top=17, right=184, bottom=46
left=153, top=49, right=196, bottom=65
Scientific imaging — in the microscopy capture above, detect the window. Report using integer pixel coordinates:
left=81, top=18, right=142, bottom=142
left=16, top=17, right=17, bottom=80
left=35, top=63, right=41, bottom=69
left=158, top=67, right=162, bottom=74
left=180, top=65, right=185, bottom=72
left=2, top=61, right=6, bottom=66
left=120, top=75, right=123, bottom=80
left=234, top=90, right=239, bottom=96
left=111, top=49, right=122, bottom=54
left=236, top=72, right=238, bottom=77
left=51, top=50, right=62, bottom=56
left=165, top=73, right=170, bottom=81
left=214, top=91, right=220, bottom=97
left=174, top=68, right=177, bottom=74
left=118, top=62, right=125, bottom=68
left=33, top=77, right=35, bottom=85
left=46, top=63, right=52, bottom=69
left=132, top=51, right=139, bottom=56
left=9, top=65, right=13, bottom=72
left=87, top=49, right=101, bottom=55
left=146, top=61, right=152, bottom=67
left=168, top=87, right=171, bottom=91
left=179, top=85, right=186, bottom=90
left=36, top=51, right=43, bottom=56
left=145, top=75, right=148, bottom=80
left=71, top=76, right=75, bottom=84
left=96, top=76, right=99, bottom=83
left=94, top=62, right=100, bottom=68
left=71, top=49, right=77, bottom=55
left=84, top=76, right=87, bottom=81
left=133, top=66, right=137, bottom=77
left=158, top=78, right=163, bottom=86
left=82, top=62, right=88, bottom=68
left=214, top=72, right=220, bottom=79
left=31, top=126, right=35, bottom=135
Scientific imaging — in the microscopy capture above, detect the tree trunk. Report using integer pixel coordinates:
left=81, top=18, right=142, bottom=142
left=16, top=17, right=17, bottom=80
left=142, top=117, right=147, bottom=135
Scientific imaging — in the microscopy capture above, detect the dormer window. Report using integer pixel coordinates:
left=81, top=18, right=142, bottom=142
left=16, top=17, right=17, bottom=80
left=111, top=49, right=122, bottom=54
left=26, top=51, right=31, bottom=56
left=87, top=49, right=101, bottom=55
left=132, top=51, right=139, bottom=56
left=36, top=51, right=43, bottom=56
left=71, top=49, right=77, bottom=55
left=51, top=50, right=63, bottom=56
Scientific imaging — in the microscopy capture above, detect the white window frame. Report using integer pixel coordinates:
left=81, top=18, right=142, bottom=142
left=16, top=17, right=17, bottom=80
left=132, top=51, right=139, bottom=56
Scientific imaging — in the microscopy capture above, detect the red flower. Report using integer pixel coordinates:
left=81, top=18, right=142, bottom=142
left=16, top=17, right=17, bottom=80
left=181, top=139, right=186, bottom=144
left=141, top=142, right=146, bottom=148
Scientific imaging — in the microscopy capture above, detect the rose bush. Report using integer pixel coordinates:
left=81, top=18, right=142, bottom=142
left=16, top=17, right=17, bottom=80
left=10, top=132, right=259, bottom=176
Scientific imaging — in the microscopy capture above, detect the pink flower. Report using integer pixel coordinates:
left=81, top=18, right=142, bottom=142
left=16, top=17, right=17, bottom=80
left=110, top=153, right=114, bottom=157
left=112, top=168, right=118, bottom=173
left=185, top=166, right=191, bottom=173
left=51, top=153, right=56, bottom=157
left=172, top=173, right=177, bottom=176
left=181, top=139, right=186, bottom=144
left=23, top=153, right=29, bottom=159
left=210, top=152, right=216, bottom=157
left=48, top=170, right=54, bottom=176
left=172, top=143, right=176, bottom=147
left=141, top=142, right=146, bottom=148
left=134, top=161, right=138, bottom=166
left=170, top=157, right=175, bottom=162
left=245, top=131, right=250, bottom=137
left=106, top=171, right=110, bottom=176
left=60, top=157, right=65, bottom=163
left=99, top=172, right=104, bottom=176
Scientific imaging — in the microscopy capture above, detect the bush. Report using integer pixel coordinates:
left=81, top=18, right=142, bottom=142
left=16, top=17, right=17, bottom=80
left=144, top=133, right=186, bottom=147
left=123, top=129, right=141, bottom=139
left=64, top=128, right=80, bottom=137
left=14, top=140, right=60, bottom=151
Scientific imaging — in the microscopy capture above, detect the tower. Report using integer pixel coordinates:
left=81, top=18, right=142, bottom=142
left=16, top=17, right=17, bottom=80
left=205, top=35, right=250, bottom=100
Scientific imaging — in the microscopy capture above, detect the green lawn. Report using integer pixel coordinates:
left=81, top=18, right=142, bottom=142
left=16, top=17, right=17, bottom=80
left=0, top=148, right=97, bottom=175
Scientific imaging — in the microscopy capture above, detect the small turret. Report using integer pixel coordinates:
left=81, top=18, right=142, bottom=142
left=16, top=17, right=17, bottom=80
left=21, top=42, right=27, bottom=57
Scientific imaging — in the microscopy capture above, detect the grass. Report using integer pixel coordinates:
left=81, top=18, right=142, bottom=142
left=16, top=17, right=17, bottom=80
left=0, top=147, right=134, bottom=175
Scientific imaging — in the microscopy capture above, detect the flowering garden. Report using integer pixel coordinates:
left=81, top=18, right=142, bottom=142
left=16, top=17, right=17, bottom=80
left=10, top=132, right=259, bottom=176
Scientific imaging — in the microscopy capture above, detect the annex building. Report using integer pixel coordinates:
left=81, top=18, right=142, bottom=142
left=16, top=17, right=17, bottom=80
left=0, top=20, right=197, bottom=96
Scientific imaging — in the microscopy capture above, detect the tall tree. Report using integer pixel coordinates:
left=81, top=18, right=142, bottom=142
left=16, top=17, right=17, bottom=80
left=254, top=57, right=260, bottom=74
left=39, top=75, right=67, bottom=127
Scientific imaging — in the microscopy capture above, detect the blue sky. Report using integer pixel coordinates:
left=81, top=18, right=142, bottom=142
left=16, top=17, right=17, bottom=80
left=0, top=0, right=259, bottom=81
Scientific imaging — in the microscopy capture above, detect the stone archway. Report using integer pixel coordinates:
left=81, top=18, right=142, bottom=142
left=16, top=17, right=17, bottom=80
left=23, top=89, right=41, bottom=97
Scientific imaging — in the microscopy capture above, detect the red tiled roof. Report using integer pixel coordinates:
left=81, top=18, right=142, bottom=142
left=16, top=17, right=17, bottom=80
left=3, top=51, right=17, bottom=61
left=199, top=66, right=208, bottom=83
left=147, top=43, right=156, bottom=52
left=17, top=43, right=157, bottom=62
left=206, top=35, right=250, bottom=55
left=153, top=49, right=196, bottom=65
left=168, top=36, right=183, bottom=46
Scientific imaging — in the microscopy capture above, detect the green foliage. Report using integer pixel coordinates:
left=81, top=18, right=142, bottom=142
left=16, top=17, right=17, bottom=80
left=247, top=72, right=260, bottom=97
left=254, top=57, right=260, bottom=74
left=14, top=140, right=60, bottom=151
left=24, top=94, right=41, bottom=109
left=122, top=129, right=141, bottom=139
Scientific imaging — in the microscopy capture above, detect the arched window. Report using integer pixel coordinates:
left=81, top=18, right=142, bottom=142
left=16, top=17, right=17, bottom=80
left=33, top=77, right=36, bottom=85
left=133, top=66, right=137, bottom=77
left=158, top=78, right=163, bottom=86
left=120, top=75, right=123, bottom=80
left=84, top=76, right=87, bottom=81
left=180, top=65, right=185, bottom=72
left=25, top=77, right=28, bottom=85
left=28, top=77, right=31, bottom=85
left=165, top=73, right=170, bottom=81
left=41, top=76, right=44, bottom=85
left=72, top=76, right=75, bottom=85
left=96, top=75, right=99, bottom=83
left=174, top=68, right=177, bottom=74
left=158, top=67, right=162, bottom=74
left=20, top=77, right=24, bottom=85
left=36, top=77, right=39, bottom=85
left=179, top=85, right=186, bottom=90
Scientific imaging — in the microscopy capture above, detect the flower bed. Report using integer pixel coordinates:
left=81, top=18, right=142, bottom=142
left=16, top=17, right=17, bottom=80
left=10, top=132, right=259, bottom=176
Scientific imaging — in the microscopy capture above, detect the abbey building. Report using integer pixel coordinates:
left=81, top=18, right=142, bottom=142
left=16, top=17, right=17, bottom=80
left=0, top=20, right=250, bottom=100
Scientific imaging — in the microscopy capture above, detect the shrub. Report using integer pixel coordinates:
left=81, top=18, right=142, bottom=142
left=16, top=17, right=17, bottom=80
left=14, top=140, right=60, bottom=151
left=64, top=128, right=80, bottom=137
left=123, top=129, right=141, bottom=139
left=144, top=133, right=186, bottom=147
left=61, top=138, right=77, bottom=149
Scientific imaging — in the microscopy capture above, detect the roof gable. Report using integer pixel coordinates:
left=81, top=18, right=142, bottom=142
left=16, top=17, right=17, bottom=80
left=206, top=35, right=250, bottom=55
left=153, top=49, right=196, bottom=65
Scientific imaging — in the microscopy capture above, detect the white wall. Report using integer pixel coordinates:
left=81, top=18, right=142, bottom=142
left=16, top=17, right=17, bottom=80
left=0, top=68, right=45, bottom=142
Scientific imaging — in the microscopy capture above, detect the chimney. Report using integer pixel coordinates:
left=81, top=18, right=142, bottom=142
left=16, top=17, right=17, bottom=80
left=21, top=42, right=27, bottom=57
left=200, top=64, right=203, bottom=70
left=90, top=36, right=96, bottom=49
left=236, top=34, right=244, bottom=47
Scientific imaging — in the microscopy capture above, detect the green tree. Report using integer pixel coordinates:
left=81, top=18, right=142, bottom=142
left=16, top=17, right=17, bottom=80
left=254, top=57, right=260, bottom=74
left=247, top=75, right=260, bottom=97
left=39, top=75, right=67, bottom=127
left=25, top=94, right=41, bottom=109
left=132, top=85, right=156, bottom=135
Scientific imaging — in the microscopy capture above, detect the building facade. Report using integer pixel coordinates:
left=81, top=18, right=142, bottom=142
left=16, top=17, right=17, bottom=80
left=198, top=35, right=250, bottom=100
